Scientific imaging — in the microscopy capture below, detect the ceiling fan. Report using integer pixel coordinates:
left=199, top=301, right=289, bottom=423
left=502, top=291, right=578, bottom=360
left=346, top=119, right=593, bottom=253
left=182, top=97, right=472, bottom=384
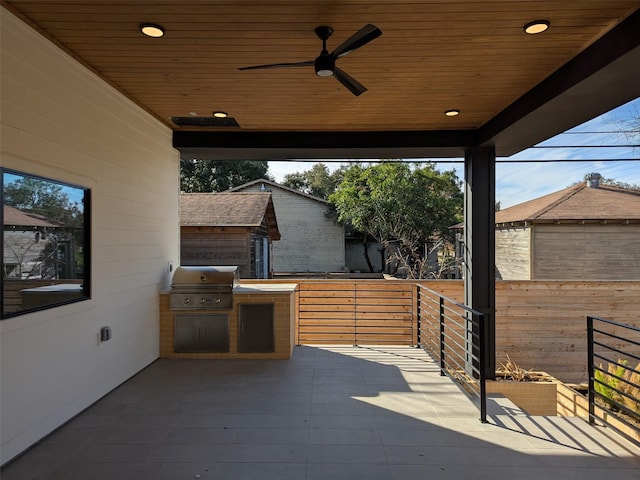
left=238, top=24, right=382, bottom=96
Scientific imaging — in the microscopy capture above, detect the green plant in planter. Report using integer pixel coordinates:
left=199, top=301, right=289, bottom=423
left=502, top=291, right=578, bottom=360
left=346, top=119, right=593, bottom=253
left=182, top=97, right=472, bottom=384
left=619, top=362, right=640, bottom=414
left=595, top=360, right=640, bottom=414
left=595, top=361, right=625, bottom=408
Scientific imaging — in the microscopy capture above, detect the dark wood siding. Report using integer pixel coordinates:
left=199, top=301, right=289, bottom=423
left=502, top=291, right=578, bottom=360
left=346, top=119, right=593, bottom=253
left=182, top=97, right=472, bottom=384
left=180, top=227, right=251, bottom=277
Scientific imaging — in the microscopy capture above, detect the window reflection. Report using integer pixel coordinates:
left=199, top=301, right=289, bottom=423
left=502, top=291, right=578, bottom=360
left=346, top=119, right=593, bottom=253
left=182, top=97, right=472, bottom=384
left=2, top=170, right=90, bottom=317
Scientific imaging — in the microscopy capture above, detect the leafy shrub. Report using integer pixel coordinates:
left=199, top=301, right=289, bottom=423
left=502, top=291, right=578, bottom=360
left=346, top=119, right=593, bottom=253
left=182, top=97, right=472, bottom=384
left=595, top=360, right=640, bottom=414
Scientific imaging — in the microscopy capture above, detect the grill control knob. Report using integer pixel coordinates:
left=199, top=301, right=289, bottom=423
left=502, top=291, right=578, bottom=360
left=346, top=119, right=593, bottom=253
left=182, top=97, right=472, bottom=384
left=216, top=298, right=221, bottom=304
left=200, top=297, right=207, bottom=304
left=183, top=297, right=190, bottom=305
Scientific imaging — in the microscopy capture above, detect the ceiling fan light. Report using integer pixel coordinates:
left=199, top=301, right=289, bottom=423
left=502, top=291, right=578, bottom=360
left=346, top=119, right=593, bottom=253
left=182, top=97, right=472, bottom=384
left=524, top=20, right=550, bottom=35
left=140, top=23, right=165, bottom=38
left=316, top=69, right=334, bottom=77
left=445, top=109, right=460, bottom=117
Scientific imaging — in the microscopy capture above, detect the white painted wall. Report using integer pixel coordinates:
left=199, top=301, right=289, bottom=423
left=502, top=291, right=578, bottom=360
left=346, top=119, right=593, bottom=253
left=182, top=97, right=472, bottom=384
left=240, top=184, right=345, bottom=272
left=0, top=9, right=179, bottom=464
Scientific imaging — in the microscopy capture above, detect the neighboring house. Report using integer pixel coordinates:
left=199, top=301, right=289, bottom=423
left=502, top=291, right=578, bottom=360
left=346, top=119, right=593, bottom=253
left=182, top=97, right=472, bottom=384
left=3, top=205, right=66, bottom=279
left=179, top=192, right=280, bottom=278
left=494, top=174, right=640, bottom=280
left=230, top=179, right=345, bottom=273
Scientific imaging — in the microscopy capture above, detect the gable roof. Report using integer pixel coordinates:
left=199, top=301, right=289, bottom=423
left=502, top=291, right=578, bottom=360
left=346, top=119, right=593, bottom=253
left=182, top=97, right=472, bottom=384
left=180, top=192, right=280, bottom=240
left=230, top=178, right=328, bottom=205
left=495, top=182, right=640, bottom=225
left=3, top=205, right=64, bottom=228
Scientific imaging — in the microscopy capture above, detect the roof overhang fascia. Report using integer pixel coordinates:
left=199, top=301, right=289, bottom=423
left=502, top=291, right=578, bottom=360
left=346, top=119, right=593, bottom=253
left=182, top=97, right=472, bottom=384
left=479, top=8, right=640, bottom=156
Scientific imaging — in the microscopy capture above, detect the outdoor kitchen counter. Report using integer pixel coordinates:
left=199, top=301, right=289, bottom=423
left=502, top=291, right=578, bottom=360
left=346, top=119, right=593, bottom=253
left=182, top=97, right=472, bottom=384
left=159, top=283, right=298, bottom=360
left=234, top=283, right=297, bottom=293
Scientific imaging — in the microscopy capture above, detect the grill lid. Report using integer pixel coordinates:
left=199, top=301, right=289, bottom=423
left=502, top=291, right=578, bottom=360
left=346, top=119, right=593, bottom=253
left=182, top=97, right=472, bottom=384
left=171, top=266, right=239, bottom=289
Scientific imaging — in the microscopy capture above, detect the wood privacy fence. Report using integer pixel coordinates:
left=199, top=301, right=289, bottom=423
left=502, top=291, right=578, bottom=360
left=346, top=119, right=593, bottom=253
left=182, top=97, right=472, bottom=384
left=257, top=279, right=464, bottom=346
left=256, top=279, right=640, bottom=383
left=495, top=281, right=640, bottom=383
left=295, top=281, right=416, bottom=345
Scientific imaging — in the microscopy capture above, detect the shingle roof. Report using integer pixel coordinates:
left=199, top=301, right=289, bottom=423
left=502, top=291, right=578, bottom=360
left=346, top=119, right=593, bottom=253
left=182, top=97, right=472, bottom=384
left=179, top=192, right=280, bottom=240
left=495, top=182, right=640, bottom=224
left=230, top=178, right=328, bottom=204
left=3, top=205, right=63, bottom=228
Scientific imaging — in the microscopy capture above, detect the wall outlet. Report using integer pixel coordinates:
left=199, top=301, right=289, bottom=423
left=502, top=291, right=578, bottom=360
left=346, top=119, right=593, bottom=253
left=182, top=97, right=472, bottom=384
left=99, top=326, right=112, bottom=342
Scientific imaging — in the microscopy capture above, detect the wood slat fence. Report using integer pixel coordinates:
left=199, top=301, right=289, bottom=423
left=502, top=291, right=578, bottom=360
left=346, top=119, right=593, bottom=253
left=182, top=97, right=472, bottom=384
left=255, top=278, right=640, bottom=383
left=296, top=280, right=416, bottom=345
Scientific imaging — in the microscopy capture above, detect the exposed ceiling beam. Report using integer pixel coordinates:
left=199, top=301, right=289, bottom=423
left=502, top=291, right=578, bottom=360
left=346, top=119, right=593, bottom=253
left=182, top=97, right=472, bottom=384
left=174, top=130, right=477, bottom=160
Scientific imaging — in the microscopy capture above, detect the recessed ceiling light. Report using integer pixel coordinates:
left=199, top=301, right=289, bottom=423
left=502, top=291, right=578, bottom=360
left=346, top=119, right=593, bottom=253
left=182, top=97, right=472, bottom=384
left=213, top=111, right=228, bottom=118
left=524, top=20, right=550, bottom=35
left=444, top=109, right=460, bottom=117
left=140, top=23, right=165, bottom=38
left=189, top=112, right=198, bottom=116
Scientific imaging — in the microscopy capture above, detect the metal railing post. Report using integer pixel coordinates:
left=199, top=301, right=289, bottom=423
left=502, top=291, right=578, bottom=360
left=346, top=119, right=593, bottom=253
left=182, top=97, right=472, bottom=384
left=587, top=315, right=595, bottom=424
left=439, top=296, right=446, bottom=376
left=418, top=285, right=490, bottom=423
left=353, top=284, right=358, bottom=347
left=478, top=311, right=487, bottom=423
left=415, top=285, right=420, bottom=347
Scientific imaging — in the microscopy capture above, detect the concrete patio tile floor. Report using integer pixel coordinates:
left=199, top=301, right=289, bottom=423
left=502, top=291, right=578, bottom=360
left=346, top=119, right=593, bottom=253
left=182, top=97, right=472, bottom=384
left=2, top=345, right=638, bottom=479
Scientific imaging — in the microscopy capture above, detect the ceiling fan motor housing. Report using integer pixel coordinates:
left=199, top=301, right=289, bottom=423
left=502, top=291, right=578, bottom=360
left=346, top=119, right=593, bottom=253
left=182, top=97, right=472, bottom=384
left=239, top=24, right=381, bottom=95
left=315, top=54, right=335, bottom=77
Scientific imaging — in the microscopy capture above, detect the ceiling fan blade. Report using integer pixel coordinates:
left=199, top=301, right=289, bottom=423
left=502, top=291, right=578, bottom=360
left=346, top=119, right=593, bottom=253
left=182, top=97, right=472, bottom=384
left=334, top=67, right=367, bottom=96
left=331, top=24, right=382, bottom=59
left=238, top=60, right=314, bottom=70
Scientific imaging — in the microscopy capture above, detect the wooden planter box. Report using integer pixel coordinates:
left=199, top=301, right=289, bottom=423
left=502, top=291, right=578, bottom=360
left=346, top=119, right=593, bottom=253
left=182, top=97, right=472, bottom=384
left=486, top=374, right=558, bottom=416
left=557, top=382, right=640, bottom=444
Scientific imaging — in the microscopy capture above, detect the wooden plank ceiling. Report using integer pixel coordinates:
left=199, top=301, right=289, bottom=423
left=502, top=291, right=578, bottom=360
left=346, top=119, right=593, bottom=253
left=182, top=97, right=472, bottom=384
left=3, top=0, right=639, bottom=156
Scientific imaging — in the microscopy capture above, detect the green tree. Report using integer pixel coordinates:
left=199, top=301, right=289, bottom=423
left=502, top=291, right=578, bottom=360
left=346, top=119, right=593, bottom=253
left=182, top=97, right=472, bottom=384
left=3, top=176, right=82, bottom=226
left=282, top=163, right=345, bottom=199
left=180, top=159, right=272, bottom=192
left=328, top=162, right=463, bottom=278
left=3, top=175, right=84, bottom=280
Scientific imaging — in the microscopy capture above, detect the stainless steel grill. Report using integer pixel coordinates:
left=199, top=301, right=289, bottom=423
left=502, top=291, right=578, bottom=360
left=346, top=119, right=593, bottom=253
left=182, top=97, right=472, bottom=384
left=169, top=266, right=239, bottom=310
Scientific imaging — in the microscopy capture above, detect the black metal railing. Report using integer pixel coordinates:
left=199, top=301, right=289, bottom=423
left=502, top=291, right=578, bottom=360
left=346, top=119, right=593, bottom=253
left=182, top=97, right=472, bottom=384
left=417, top=285, right=487, bottom=422
left=587, top=315, right=640, bottom=446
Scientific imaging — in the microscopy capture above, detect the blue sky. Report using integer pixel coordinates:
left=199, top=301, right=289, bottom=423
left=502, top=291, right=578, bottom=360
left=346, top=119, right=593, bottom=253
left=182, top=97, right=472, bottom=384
left=4, top=172, right=85, bottom=211
left=269, top=97, right=639, bottom=208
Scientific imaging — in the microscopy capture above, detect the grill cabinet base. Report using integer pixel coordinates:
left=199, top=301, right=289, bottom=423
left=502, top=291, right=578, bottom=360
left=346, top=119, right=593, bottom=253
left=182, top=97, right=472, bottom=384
left=159, top=284, right=297, bottom=360
left=238, top=304, right=275, bottom=353
left=174, top=314, right=229, bottom=352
